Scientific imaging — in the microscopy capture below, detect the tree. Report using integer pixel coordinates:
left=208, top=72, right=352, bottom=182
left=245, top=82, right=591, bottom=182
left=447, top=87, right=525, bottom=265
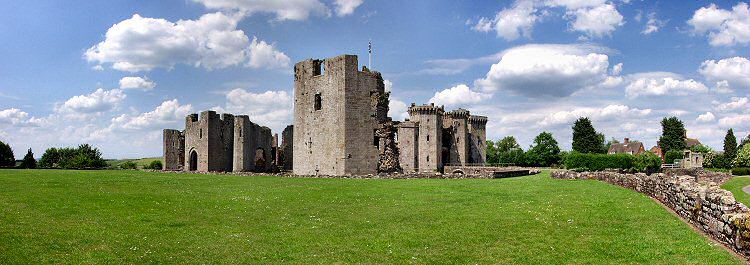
left=37, top=144, right=106, bottom=169
left=735, top=144, right=750, bottom=168
left=664, top=150, right=684, bottom=164
left=526, top=132, right=561, bottom=167
left=486, top=140, right=499, bottom=164
left=658, top=117, right=686, bottom=154
left=690, top=144, right=712, bottom=154
left=572, top=117, right=605, bottom=154
left=739, top=134, right=750, bottom=150
left=724, top=129, right=738, bottom=160
left=0, top=141, right=14, bottom=167
left=19, top=148, right=36, bottom=169
left=496, top=136, right=521, bottom=152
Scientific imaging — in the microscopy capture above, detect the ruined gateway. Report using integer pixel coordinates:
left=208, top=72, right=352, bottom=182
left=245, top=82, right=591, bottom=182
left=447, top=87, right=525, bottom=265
left=163, top=54, right=487, bottom=175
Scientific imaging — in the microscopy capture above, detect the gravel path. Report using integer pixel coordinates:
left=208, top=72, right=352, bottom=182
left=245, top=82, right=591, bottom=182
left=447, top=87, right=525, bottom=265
left=743, top=185, right=750, bottom=195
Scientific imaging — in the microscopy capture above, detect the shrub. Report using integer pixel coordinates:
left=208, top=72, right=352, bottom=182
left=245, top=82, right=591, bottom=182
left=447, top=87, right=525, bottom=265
left=664, top=150, right=684, bottom=164
left=119, top=161, right=138, bottom=169
left=19, top=148, right=36, bottom=169
left=0, top=141, right=14, bottom=167
left=564, top=152, right=635, bottom=171
left=732, top=168, right=750, bottom=176
left=38, top=144, right=107, bottom=169
left=633, top=152, right=661, bottom=173
left=144, top=160, right=163, bottom=170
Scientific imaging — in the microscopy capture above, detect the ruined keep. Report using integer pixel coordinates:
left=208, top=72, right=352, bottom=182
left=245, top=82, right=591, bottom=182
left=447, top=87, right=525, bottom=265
left=293, top=54, right=488, bottom=175
left=163, top=110, right=279, bottom=173
left=162, top=54, right=489, bottom=176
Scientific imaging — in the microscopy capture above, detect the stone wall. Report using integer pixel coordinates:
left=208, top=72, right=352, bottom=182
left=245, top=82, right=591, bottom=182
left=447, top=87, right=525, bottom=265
left=279, top=125, right=293, bottom=171
left=663, top=168, right=733, bottom=184
left=551, top=170, right=750, bottom=257
left=163, top=129, right=184, bottom=171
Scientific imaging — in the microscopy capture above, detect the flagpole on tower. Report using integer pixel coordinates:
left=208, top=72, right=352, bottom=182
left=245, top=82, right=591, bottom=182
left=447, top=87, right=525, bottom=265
left=368, top=39, right=372, bottom=70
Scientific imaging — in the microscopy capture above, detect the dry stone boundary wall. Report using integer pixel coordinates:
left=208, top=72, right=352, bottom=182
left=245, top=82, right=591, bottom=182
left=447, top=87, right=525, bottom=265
left=551, top=170, right=750, bottom=257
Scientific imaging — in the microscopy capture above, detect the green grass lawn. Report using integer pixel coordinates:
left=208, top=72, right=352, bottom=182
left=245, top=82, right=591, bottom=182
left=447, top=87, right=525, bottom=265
left=722, top=176, right=750, bottom=206
left=0, top=170, right=742, bottom=264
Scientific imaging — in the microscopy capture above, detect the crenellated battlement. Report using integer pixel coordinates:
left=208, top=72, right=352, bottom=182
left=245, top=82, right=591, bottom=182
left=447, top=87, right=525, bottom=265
left=446, top=108, right=470, bottom=119
left=408, top=103, right=445, bottom=116
left=469, top=115, right=488, bottom=125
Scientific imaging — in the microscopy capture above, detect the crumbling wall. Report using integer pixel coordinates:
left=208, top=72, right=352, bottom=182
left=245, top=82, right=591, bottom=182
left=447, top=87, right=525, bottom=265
left=663, top=168, right=733, bottom=184
left=552, top=170, right=750, bottom=257
left=376, top=121, right=401, bottom=173
left=280, top=125, right=293, bottom=171
left=163, top=129, right=184, bottom=170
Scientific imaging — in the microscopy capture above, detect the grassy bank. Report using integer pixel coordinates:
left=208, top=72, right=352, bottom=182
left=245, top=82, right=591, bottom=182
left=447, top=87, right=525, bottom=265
left=0, top=169, right=741, bottom=264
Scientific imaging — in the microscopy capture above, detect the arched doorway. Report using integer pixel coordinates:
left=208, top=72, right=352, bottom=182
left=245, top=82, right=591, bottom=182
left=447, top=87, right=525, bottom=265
left=255, top=148, right=266, bottom=170
left=189, top=150, right=198, bottom=171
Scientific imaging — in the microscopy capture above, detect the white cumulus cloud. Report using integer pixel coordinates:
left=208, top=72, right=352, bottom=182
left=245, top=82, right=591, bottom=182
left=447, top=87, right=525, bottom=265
left=472, top=0, right=537, bottom=41
left=57, top=88, right=126, bottom=114
left=538, top=104, right=651, bottom=127
left=333, top=0, right=364, bottom=16
left=688, top=2, right=750, bottom=46
left=699, top=57, right=750, bottom=90
left=715, top=97, right=749, bottom=111
left=569, top=3, right=624, bottom=38
left=641, top=12, right=665, bottom=35
left=696, top=112, right=716, bottom=122
left=192, top=0, right=331, bottom=21
left=119, top=76, right=156, bottom=90
left=624, top=72, right=708, bottom=98
left=111, top=99, right=193, bottom=130
left=222, top=88, right=293, bottom=132
left=474, top=44, right=612, bottom=97
left=428, top=84, right=491, bottom=107
left=719, top=114, right=750, bottom=128
left=85, top=12, right=289, bottom=72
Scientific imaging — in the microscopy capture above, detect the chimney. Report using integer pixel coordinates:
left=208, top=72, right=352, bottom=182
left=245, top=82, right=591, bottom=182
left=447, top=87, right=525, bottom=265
left=624, top=138, right=629, bottom=144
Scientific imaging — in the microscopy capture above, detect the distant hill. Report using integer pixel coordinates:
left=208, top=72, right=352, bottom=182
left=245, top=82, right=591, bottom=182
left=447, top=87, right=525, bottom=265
left=106, top=157, right=163, bottom=169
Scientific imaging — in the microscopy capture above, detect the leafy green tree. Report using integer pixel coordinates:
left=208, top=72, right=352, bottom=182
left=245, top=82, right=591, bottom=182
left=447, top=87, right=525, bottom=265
left=37, top=144, right=106, bottom=169
left=690, top=144, right=712, bottom=154
left=634, top=152, right=661, bottom=173
left=735, top=144, right=750, bottom=168
left=19, top=148, right=36, bottom=169
left=526, top=132, right=561, bottom=167
left=486, top=140, right=499, bottom=164
left=572, top=117, right=605, bottom=154
left=0, top=141, right=14, bottom=167
left=664, top=150, right=684, bottom=164
left=496, top=136, right=521, bottom=152
left=724, top=129, right=738, bottom=160
left=39, top=147, right=59, bottom=168
left=739, top=134, right=750, bottom=150
left=658, top=117, right=686, bottom=154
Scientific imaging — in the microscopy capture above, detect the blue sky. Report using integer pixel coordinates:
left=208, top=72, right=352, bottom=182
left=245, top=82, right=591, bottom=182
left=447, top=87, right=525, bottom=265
left=1, top=0, right=749, bottom=158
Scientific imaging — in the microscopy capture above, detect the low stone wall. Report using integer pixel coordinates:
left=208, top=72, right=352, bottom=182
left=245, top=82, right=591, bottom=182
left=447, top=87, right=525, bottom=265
left=663, top=168, right=734, bottom=184
left=153, top=169, right=540, bottom=179
left=551, top=170, right=750, bottom=257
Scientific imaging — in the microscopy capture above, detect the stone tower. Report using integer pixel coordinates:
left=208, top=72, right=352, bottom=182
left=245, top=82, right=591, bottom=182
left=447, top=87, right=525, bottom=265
left=443, top=108, right=470, bottom=166
left=408, top=103, right=444, bottom=172
left=163, top=129, right=185, bottom=170
left=468, top=115, right=488, bottom=164
left=184, top=111, right=234, bottom=172
left=293, top=55, right=383, bottom=175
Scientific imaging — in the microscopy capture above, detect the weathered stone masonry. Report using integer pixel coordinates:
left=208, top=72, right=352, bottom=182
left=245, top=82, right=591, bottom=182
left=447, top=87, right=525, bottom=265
left=163, top=110, right=280, bottom=173
left=552, top=170, right=750, bottom=257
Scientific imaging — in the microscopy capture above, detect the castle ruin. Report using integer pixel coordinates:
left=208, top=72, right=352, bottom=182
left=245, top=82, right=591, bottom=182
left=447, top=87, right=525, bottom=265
left=163, top=54, right=488, bottom=176
left=163, top=111, right=278, bottom=172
